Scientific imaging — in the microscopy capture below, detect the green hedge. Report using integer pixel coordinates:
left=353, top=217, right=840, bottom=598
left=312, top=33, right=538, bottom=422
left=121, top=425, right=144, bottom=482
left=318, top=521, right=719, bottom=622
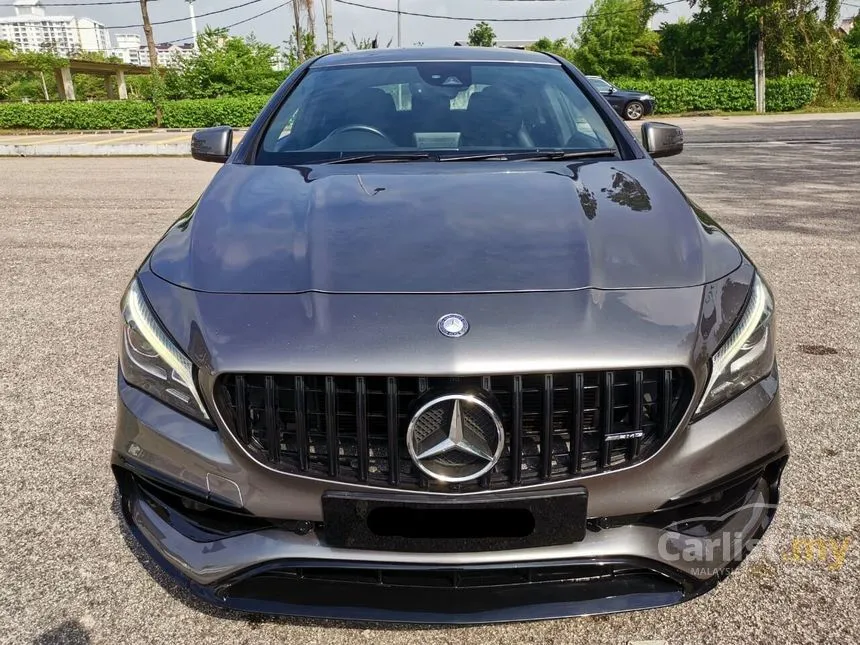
left=765, top=77, right=821, bottom=111
left=0, top=78, right=819, bottom=130
left=161, top=96, right=269, bottom=128
left=611, top=76, right=819, bottom=114
left=0, top=100, right=155, bottom=130
left=0, top=95, right=270, bottom=130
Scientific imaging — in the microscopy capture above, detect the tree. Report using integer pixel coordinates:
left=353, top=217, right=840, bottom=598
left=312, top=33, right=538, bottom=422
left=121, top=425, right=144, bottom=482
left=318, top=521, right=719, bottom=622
left=656, top=0, right=853, bottom=98
left=846, top=14, right=860, bottom=79
left=3, top=51, right=64, bottom=101
left=350, top=33, right=392, bottom=50
left=165, top=28, right=285, bottom=99
left=845, top=14, right=860, bottom=52
left=282, top=31, right=345, bottom=70
left=0, top=40, right=26, bottom=100
left=529, top=36, right=575, bottom=60
left=572, top=0, right=664, bottom=77
left=468, top=21, right=496, bottom=47
left=299, top=0, right=315, bottom=37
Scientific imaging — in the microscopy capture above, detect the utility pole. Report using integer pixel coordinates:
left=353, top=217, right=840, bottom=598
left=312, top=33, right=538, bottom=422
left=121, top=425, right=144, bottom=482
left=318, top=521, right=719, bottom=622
left=138, top=0, right=161, bottom=125
left=293, top=0, right=304, bottom=62
left=186, top=0, right=199, bottom=50
left=396, top=0, right=401, bottom=47
left=754, top=15, right=765, bottom=114
left=139, top=0, right=158, bottom=70
left=324, top=0, right=334, bottom=53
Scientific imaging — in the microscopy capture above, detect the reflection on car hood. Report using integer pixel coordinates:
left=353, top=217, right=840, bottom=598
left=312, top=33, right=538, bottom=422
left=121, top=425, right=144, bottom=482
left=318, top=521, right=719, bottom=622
left=149, top=160, right=741, bottom=294
left=613, top=89, right=650, bottom=99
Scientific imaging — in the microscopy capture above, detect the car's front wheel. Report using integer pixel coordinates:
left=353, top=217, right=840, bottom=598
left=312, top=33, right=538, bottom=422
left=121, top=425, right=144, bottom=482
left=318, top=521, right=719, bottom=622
left=624, top=101, right=645, bottom=121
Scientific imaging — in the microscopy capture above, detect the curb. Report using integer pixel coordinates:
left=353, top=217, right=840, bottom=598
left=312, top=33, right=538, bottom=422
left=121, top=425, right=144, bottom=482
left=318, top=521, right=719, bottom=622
left=0, top=142, right=192, bottom=156
left=0, top=128, right=204, bottom=136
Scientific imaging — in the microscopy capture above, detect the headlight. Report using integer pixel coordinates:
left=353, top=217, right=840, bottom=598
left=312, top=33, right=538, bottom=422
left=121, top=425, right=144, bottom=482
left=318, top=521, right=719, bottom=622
left=119, top=280, right=210, bottom=423
left=696, top=274, right=775, bottom=416
left=640, top=94, right=653, bottom=101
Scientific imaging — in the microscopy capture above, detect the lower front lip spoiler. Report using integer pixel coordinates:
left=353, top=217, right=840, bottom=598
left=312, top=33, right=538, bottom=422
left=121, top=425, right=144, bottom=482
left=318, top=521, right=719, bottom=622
left=117, top=474, right=718, bottom=624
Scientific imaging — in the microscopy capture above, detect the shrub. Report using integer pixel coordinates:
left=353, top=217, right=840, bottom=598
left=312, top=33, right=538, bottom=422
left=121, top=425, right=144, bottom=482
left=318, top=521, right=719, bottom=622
left=0, top=95, right=270, bottom=130
left=611, top=76, right=818, bottom=114
left=161, top=95, right=270, bottom=128
left=0, top=100, right=155, bottom=130
left=0, top=77, right=820, bottom=131
left=766, top=77, right=820, bottom=112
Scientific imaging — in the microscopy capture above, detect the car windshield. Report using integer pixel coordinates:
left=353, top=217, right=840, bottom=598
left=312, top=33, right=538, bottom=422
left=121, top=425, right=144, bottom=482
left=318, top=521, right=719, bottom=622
left=588, top=77, right=614, bottom=93
left=257, top=61, right=618, bottom=164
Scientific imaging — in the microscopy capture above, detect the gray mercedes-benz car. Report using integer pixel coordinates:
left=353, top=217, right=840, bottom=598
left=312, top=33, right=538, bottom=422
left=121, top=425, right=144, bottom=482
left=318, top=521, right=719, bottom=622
left=113, top=47, right=787, bottom=623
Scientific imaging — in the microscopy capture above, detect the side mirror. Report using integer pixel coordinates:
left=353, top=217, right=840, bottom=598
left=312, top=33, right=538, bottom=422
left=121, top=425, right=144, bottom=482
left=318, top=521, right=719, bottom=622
left=191, top=126, right=233, bottom=163
left=641, top=122, right=683, bottom=159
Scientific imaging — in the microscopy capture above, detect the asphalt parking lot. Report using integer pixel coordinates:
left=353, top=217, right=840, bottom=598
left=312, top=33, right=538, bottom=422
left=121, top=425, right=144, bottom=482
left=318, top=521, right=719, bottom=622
left=0, top=117, right=858, bottom=644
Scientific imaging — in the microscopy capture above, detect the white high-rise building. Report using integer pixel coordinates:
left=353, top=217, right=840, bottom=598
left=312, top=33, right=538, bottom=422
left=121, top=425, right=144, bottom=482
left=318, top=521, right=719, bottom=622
left=151, top=42, right=196, bottom=68
left=112, top=33, right=142, bottom=66
left=111, top=36, right=196, bottom=68
left=0, top=0, right=109, bottom=56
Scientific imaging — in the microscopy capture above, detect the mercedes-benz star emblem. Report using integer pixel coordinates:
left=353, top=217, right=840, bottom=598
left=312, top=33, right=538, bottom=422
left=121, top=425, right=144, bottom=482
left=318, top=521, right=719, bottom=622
left=437, top=313, right=469, bottom=338
left=406, top=394, right=504, bottom=483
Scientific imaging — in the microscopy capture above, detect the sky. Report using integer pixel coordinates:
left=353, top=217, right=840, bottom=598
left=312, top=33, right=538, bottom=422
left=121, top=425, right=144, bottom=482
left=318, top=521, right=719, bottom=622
left=0, top=0, right=858, bottom=50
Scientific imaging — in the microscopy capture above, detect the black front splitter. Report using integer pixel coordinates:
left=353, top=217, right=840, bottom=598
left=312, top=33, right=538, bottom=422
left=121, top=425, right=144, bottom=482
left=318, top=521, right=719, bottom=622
left=118, top=478, right=716, bottom=624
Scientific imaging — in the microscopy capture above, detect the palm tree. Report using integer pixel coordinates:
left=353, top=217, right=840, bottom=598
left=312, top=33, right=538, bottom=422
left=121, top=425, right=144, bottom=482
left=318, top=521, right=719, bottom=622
left=300, top=0, right=315, bottom=40
left=292, top=0, right=316, bottom=62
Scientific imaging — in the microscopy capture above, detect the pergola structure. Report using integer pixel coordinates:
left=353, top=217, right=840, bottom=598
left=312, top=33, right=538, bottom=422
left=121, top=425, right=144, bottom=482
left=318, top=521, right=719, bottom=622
left=0, top=58, right=150, bottom=100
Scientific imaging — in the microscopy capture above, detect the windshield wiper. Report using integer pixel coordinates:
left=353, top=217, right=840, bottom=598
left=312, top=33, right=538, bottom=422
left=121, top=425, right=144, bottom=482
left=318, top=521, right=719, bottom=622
left=437, top=149, right=618, bottom=163
left=507, top=149, right=618, bottom=161
left=437, top=152, right=512, bottom=162
left=322, top=152, right=435, bottom=164
left=321, top=148, right=617, bottom=164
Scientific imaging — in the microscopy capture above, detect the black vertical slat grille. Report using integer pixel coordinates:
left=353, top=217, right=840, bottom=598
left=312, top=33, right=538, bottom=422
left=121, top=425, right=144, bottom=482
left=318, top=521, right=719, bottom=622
left=571, top=372, right=583, bottom=475
left=355, top=376, right=368, bottom=481
left=510, top=375, right=523, bottom=484
left=233, top=375, right=248, bottom=443
left=600, top=372, right=614, bottom=469
left=629, top=370, right=643, bottom=460
left=217, top=368, right=693, bottom=492
left=294, top=376, right=308, bottom=471
left=264, top=375, right=279, bottom=462
left=325, top=377, right=338, bottom=477
left=540, top=374, right=554, bottom=479
left=386, top=377, right=399, bottom=486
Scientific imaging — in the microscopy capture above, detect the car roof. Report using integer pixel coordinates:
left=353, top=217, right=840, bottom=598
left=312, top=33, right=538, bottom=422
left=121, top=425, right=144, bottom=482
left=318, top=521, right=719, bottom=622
left=312, top=46, right=558, bottom=68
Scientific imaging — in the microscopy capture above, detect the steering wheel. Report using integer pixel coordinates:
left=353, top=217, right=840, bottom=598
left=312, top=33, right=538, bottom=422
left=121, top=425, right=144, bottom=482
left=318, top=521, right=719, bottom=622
left=327, top=124, right=392, bottom=143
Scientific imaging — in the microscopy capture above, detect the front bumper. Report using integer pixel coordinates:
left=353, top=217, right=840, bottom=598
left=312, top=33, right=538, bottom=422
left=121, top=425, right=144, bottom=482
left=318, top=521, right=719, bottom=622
left=113, top=371, right=787, bottom=622
left=644, top=99, right=656, bottom=115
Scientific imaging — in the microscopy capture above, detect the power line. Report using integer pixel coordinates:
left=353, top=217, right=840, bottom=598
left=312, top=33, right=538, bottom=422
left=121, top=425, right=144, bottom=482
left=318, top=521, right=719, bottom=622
left=0, top=0, right=153, bottom=4
left=108, top=0, right=269, bottom=29
left=173, top=0, right=291, bottom=42
left=333, top=0, right=686, bottom=21
left=4, top=0, right=277, bottom=30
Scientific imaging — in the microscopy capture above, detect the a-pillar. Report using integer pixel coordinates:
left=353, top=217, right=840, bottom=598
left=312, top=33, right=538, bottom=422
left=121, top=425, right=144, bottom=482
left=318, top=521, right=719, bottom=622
left=54, top=66, right=75, bottom=101
left=116, top=70, right=128, bottom=100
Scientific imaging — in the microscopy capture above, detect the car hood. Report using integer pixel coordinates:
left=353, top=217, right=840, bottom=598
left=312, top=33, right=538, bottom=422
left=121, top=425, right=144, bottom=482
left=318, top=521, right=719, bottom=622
left=613, top=89, right=650, bottom=99
left=149, top=160, right=741, bottom=294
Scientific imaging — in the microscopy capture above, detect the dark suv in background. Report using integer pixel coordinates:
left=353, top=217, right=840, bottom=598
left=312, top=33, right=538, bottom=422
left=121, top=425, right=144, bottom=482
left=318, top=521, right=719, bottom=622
left=587, top=75, right=656, bottom=120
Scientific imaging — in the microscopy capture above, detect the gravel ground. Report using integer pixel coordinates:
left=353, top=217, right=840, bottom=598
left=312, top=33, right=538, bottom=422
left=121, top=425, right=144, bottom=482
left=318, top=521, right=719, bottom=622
left=0, top=122, right=858, bottom=644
